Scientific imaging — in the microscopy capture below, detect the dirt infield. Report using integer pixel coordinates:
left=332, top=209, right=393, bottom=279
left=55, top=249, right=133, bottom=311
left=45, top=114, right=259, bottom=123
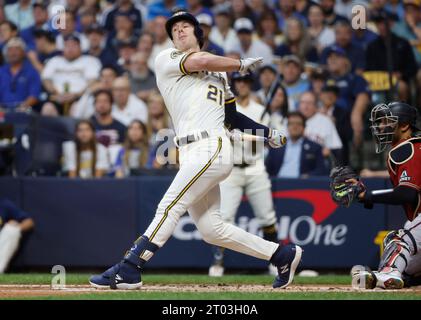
left=1, top=284, right=420, bottom=299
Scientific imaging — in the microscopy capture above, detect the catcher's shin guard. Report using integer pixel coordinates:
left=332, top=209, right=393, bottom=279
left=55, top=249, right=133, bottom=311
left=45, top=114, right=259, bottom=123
left=379, top=229, right=417, bottom=272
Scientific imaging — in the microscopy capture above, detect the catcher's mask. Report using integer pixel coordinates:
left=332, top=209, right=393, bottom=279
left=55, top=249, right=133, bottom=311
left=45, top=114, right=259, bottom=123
left=370, top=102, right=420, bottom=153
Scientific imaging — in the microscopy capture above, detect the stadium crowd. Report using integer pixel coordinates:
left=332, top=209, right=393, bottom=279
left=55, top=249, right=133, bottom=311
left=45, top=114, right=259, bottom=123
left=0, top=0, right=421, bottom=178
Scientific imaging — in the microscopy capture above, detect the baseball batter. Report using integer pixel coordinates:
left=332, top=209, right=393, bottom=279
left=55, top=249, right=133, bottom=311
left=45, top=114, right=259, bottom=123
left=331, top=102, right=421, bottom=289
left=208, top=73, right=279, bottom=277
left=90, top=10, right=302, bottom=290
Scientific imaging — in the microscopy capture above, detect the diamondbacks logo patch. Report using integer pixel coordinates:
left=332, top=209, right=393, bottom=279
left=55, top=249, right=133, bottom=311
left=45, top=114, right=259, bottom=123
left=399, top=170, right=411, bottom=182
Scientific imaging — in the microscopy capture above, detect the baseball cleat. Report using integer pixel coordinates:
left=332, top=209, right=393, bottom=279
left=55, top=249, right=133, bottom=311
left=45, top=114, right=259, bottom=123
left=271, top=244, right=303, bottom=289
left=208, top=264, right=224, bottom=277
left=89, top=261, right=142, bottom=290
left=375, top=268, right=404, bottom=290
left=352, top=270, right=377, bottom=289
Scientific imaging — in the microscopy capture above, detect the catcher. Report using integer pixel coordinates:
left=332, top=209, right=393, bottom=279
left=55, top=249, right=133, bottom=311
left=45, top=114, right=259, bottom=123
left=330, top=102, right=420, bottom=289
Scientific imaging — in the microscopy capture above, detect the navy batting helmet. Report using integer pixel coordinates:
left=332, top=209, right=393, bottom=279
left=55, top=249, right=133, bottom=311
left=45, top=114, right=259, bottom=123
left=370, top=101, right=420, bottom=153
left=165, top=9, right=204, bottom=48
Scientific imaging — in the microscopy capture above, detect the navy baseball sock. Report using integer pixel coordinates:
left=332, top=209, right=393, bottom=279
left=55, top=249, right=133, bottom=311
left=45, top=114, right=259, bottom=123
left=124, top=235, right=159, bottom=269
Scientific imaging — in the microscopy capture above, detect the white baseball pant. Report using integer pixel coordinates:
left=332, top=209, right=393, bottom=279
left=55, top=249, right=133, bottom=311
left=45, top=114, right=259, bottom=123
left=140, top=134, right=279, bottom=262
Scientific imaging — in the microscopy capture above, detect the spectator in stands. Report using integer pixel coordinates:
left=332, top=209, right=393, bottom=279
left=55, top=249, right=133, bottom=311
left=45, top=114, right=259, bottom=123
left=275, top=0, right=306, bottom=30
left=256, top=10, right=284, bottom=51
left=91, top=89, right=127, bottom=147
left=41, top=34, right=101, bottom=116
left=79, top=8, right=98, bottom=33
left=256, top=64, right=279, bottom=105
left=147, top=93, right=172, bottom=146
left=280, top=55, right=310, bottom=111
left=0, top=198, right=34, bottom=273
left=298, top=91, right=343, bottom=163
left=391, top=0, right=421, bottom=105
left=107, top=11, right=140, bottom=56
left=103, top=0, right=143, bottom=33
left=56, top=11, right=90, bottom=52
left=265, top=111, right=328, bottom=178
left=27, top=30, right=60, bottom=73
left=114, top=120, right=150, bottom=177
left=268, top=84, right=289, bottom=133
left=209, top=6, right=240, bottom=53
left=19, top=1, right=50, bottom=51
left=137, top=31, right=155, bottom=64
left=71, top=66, right=119, bottom=119
left=385, top=0, right=405, bottom=21
left=366, top=9, right=417, bottom=102
left=309, top=68, right=328, bottom=98
left=392, top=0, right=421, bottom=66
left=62, top=120, right=110, bottom=178
left=115, top=38, right=137, bottom=73
left=234, top=17, right=273, bottom=64
left=112, top=76, right=148, bottom=126
left=275, top=17, right=319, bottom=64
left=147, top=0, right=186, bottom=21
left=307, top=4, right=335, bottom=54
left=0, top=21, right=18, bottom=53
left=249, top=0, right=272, bottom=23
left=319, top=0, right=348, bottom=26
left=351, top=6, right=379, bottom=51
left=85, top=23, right=117, bottom=69
left=324, top=45, right=370, bottom=147
left=146, top=93, right=177, bottom=169
left=0, top=37, right=41, bottom=111
left=321, top=21, right=366, bottom=73
left=129, top=52, right=157, bottom=102
left=335, top=0, right=369, bottom=20
left=319, top=84, right=352, bottom=164
left=4, top=0, right=34, bottom=30
left=231, top=0, right=255, bottom=23
left=149, top=16, right=174, bottom=72
left=196, top=13, right=224, bottom=56
left=295, top=0, right=317, bottom=17
left=188, top=0, right=213, bottom=17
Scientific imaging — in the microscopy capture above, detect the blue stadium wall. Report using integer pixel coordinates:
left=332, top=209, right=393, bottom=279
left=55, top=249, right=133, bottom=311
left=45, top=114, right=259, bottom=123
left=0, top=177, right=406, bottom=270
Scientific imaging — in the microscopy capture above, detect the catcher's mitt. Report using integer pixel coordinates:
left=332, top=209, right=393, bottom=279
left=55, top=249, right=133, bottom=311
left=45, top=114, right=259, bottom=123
left=330, top=166, right=366, bottom=207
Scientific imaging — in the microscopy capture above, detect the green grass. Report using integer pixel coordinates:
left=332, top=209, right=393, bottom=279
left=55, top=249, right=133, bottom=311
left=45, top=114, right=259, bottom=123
left=0, top=273, right=420, bottom=300
left=0, top=273, right=350, bottom=285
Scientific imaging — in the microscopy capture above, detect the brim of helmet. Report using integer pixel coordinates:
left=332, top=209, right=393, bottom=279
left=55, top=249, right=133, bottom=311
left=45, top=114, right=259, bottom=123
left=166, top=15, right=198, bottom=39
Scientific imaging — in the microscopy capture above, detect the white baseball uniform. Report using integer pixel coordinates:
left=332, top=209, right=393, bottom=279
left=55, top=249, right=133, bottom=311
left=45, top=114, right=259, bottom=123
left=138, top=48, right=279, bottom=262
left=220, top=98, right=277, bottom=228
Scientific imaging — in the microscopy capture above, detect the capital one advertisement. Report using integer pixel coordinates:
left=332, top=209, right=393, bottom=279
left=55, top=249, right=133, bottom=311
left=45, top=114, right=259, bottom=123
left=138, top=177, right=388, bottom=269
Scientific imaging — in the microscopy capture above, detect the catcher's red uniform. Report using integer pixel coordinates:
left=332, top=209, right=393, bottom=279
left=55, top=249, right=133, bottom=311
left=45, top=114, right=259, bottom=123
left=387, top=136, right=421, bottom=221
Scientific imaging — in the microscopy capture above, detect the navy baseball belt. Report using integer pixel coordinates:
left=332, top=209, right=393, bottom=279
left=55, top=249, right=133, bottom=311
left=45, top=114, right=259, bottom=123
left=175, top=130, right=209, bottom=147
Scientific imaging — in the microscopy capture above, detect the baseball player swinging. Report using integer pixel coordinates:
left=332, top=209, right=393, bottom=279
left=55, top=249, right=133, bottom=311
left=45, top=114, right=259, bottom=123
left=90, top=10, right=302, bottom=290
left=208, top=72, right=280, bottom=277
left=330, top=102, right=421, bottom=289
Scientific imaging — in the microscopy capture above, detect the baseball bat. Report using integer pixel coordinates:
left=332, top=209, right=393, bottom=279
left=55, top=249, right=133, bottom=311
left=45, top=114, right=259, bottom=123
left=232, top=132, right=287, bottom=146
